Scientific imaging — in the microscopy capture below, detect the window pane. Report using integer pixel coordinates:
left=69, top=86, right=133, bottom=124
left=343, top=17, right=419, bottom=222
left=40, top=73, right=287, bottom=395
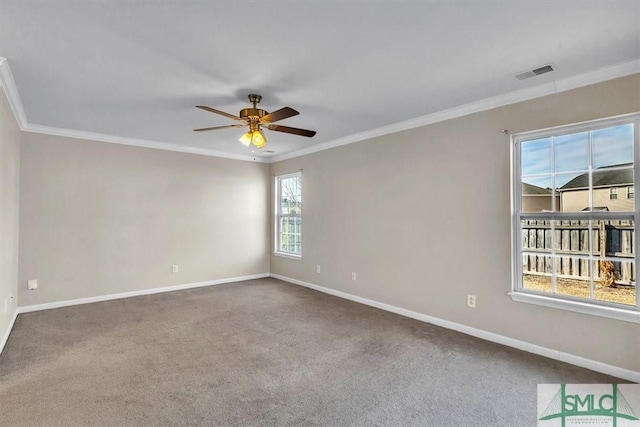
left=280, top=176, right=302, bottom=215
left=590, top=218, right=636, bottom=305
left=592, top=168, right=634, bottom=211
left=556, top=254, right=590, bottom=282
left=554, top=132, right=589, bottom=172
left=554, top=219, right=590, bottom=255
left=555, top=255, right=591, bottom=299
left=556, top=172, right=587, bottom=212
left=590, top=219, right=634, bottom=257
left=593, top=259, right=636, bottom=306
left=521, top=138, right=552, bottom=176
left=521, top=219, right=552, bottom=252
left=279, top=216, right=301, bottom=254
left=522, top=254, right=552, bottom=292
left=592, top=124, right=634, bottom=169
left=521, top=176, right=553, bottom=212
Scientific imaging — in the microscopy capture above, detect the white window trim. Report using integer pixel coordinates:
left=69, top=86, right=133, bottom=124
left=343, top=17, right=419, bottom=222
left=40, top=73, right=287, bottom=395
left=274, top=251, right=302, bottom=260
left=510, top=112, right=640, bottom=323
left=508, top=290, right=640, bottom=323
left=274, top=172, right=302, bottom=260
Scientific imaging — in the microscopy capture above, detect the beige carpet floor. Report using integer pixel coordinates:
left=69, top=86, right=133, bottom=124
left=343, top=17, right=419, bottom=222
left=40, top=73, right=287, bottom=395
left=0, top=278, right=624, bottom=426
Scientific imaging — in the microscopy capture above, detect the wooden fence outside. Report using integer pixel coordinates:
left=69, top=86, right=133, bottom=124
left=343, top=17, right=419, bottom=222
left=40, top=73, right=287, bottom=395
left=522, top=219, right=635, bottom=286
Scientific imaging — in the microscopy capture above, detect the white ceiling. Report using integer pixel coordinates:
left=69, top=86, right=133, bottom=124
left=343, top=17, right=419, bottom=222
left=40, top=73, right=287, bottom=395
left=1, top=1, right=639, bottom=162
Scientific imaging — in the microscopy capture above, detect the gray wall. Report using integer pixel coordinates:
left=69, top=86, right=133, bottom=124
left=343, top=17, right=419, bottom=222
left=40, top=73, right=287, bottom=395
left=0, top=87, right=20, bottom=344
left=19, top=133, right=270, bottom=306
left=270, top=74, right=640, bottom=373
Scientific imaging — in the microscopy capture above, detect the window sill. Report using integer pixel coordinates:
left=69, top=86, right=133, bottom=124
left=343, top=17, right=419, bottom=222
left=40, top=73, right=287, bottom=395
left=273, top=251, right=302, bottom=261
left=509, top=291, right=640, bottom=324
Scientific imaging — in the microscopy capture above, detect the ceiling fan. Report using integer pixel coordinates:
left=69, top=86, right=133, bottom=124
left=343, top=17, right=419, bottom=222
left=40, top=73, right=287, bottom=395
left=194, top=94, right=316, bottom=149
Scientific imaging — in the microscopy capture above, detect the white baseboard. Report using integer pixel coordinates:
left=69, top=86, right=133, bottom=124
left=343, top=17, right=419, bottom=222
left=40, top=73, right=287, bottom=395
left=17, top=273, right=270, bottom=314
left=0, top=307, right=19, bottom=356
left=270, top=273, right=640, bottom=383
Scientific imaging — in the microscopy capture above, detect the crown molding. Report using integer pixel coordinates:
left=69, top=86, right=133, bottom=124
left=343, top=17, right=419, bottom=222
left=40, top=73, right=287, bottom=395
left=23, top=124, right=268, bottom=163
left=269, top=58, right=640, bottom=163
left=0, top=57, right=28, bottom=130
left=2, top=56, right=639, bottom=164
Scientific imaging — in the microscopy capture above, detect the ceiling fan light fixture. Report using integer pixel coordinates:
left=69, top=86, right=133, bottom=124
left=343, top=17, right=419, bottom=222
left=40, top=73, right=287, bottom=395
left=252, top=129, right=267, bottom=148
left=239, top=131, right=253, bottom=146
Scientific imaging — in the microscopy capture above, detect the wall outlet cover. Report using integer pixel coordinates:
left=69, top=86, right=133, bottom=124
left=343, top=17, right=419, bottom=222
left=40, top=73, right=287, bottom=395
left=467, top=294, right=476, bottom=308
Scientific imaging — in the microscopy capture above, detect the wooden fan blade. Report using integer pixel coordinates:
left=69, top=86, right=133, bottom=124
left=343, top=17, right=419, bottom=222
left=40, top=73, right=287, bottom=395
left=196, top=105, right=242, bottom=121
left=266, top=124, right=316, bottom=137
left=194, top=124, right=245, bottom=132
left=261, top=107, right=299, bottom=123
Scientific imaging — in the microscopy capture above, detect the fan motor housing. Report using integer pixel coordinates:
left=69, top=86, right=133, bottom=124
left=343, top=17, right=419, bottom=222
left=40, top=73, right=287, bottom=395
left=239, top=108, right=267, bottom=119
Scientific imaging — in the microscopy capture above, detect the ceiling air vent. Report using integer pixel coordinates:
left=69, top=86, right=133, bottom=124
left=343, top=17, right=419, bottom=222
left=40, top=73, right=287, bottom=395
left=515, top=64, right=555, bottom=80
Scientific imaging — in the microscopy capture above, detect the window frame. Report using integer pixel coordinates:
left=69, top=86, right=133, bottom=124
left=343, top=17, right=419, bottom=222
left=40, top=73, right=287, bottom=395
left=510, top=112, right=640, bottom=323
left=610, top=187, right=618, bottom=200
left=274, top=172, right=302, bottom=260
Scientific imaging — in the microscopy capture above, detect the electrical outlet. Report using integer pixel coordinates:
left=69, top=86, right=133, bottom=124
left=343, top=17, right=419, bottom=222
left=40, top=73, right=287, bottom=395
left=467, top=294, right=476, bottom=308
left=316, top=265, right=321, bottom=273
left=351, top=272, right=357, bottom=281
left=28, top=279, right=38, bottom=290
left=172, top=265, right=179, bottom=273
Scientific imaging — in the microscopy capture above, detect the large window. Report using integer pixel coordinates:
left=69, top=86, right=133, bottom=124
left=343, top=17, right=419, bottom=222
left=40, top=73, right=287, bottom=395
left=512, top=113, right=639, bottom=322
left=275, top=172, right=302, bottom=258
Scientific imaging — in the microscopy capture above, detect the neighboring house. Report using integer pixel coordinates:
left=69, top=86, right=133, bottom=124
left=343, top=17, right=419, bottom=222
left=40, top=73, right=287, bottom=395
left=558, top=164, right=634, bottom=212
left=522, top=182, right=558, bottom=212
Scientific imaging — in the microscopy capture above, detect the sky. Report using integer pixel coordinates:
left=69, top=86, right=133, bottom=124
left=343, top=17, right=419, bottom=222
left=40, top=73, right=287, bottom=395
left=521, top=124, right=634, bottom=188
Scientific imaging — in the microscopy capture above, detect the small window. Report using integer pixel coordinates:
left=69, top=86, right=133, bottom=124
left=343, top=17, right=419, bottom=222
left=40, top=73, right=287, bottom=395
left=512, top=113, right=639, bottom=322
left=275, top=172, right=302, bottom=258
left=610, top=187, right=618, bottom=200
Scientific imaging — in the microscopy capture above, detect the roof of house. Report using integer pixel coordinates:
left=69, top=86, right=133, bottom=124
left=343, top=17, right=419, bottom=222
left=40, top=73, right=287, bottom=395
left=560, top=164, right=633, bottom=191
left=522, top=183, right=552, bottom=195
